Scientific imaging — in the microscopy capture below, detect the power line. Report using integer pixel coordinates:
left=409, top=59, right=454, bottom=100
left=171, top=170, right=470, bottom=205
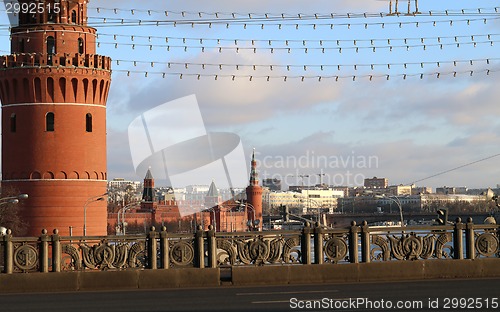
left=409, top=153, right=500, bottom=185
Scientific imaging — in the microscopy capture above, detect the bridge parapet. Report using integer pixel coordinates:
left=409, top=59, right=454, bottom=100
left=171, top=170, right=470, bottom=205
left=0, top=218, right=498, bottom=274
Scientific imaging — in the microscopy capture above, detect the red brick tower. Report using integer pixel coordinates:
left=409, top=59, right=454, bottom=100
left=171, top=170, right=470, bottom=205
left=0, top=0, right=111, bottom=236
left=246, top=149, right=263, bottom=231
left=140, top=168, right=157, bottom=212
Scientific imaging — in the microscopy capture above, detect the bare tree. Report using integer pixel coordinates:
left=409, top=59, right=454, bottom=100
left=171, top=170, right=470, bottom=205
left=0, top=186, right=28, bottom=236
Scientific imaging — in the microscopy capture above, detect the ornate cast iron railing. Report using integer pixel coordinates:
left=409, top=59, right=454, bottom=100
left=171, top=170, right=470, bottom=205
left=1, top=218, right=498, bottom=274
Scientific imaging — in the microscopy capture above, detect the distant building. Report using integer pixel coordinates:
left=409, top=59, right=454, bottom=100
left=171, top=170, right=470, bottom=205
left=263, top=178, right=282, bottom=191
left=364, top=177, right=388, bottom=189
left=263, top=188, right=344, bottom=215
left=436, top=186, right=468, bottom=195
left=108, top=178, right=141, bottom=190
left=331, top=186, right=351, bottom=198
left=300, top=189, right=344, bottom=214
left=412, top=186, right=433, bottom=195
left=389, top=185, right=412, bottom=196
left=264, top=191, right=303, bottom=210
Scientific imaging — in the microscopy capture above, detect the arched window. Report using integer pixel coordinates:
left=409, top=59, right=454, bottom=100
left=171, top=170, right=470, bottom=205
left=10, top=113, right=16, bottom=132
left=78, top=38, right=84, bottom=54
left=86, top=113, right=92, bottom=132
left=71, top=10, right=77, bottom=23
left=46, top=112, right=54, bottom=132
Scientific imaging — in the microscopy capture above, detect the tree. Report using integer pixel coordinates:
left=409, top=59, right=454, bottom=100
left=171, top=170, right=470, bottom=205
left=0, top=186, right=28, bottom=236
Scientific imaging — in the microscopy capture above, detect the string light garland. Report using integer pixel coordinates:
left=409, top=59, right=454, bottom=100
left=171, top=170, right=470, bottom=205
left=84, top=15, right=500, bottom=30
left=111, top=67, right=498, bottom=81
left=84, top=6, right=500, bottom=20
left=0, top=5, right=496, bottom=84
left=8, top=33, right=493, bottom=54
left=7, top=29, right=499, bottom=49
left=110, top=57, right=498, bottom=72
left=91, top=38, right=499, bottom=53
left=4, top=51, right=496, bottom=73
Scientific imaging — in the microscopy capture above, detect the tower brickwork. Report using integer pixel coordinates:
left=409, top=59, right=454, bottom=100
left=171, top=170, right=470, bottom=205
left=0, top=0, right=111, bottom=235
left=246, top=149, right=263, bottom=231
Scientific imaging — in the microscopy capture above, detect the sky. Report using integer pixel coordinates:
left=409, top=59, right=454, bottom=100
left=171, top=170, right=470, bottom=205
left=1, top=0, right=500, bottom=190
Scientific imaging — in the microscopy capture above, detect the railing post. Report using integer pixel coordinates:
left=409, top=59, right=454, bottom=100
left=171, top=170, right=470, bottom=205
left=51, top=229, right=61, bottom=272
left=349, top=221, right=359, bottom=264
left=361, top=221, right=370, bottom=263
left=313, top=222, right=323, bottom=264
left=301, top=222, right=312, bottom=265
left=453, top=218, right=464, bottom=260
left=465, top=217, right=475, bottom=260
left=39, top=229, right=49, bottom=273
left=3, top=229, right=13, bottom=274
left=148, top=226, right=157, bottom=270
left=207, top=225, right=217, bottom=268
left=160, top=226, right=169, bottom=269
left=195, top=225, right=205, bottom=268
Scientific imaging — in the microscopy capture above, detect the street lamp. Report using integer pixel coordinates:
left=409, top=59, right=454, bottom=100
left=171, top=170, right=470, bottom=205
left=239, top=202, right=260, bottom=231
left=117, top=201, right=141, bottom=235
left=293, top=194, right=322, bottom=222
left=0, top=198, right=19, bottom=205
left=0, top=193, right=28, bottom=205
left=83, top=193, right=107, bottom=236
left=0, top=194, right=28, bottom=233
left=375, top=195, right=404, bottom=226
left=202, top=206, right=217, bottom=232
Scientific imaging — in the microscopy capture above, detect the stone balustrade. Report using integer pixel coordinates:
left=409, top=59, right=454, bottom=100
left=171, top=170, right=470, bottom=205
left=1, top=217, right=498, bottom=274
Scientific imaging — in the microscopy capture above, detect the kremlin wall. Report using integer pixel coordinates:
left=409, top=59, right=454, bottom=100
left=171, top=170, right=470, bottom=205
left=108, top=153, right=264, bottom=234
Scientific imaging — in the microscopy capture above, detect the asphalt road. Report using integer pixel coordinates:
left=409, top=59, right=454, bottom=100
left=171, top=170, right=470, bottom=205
left=1, top=278, right=499, bottom=312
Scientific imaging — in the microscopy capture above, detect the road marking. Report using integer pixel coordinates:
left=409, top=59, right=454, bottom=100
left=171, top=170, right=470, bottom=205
left=251, top=297, right=351, bottom=305
left=251, top=300, right=291, bottom=304
left=237, top=290, right=339, bottom=296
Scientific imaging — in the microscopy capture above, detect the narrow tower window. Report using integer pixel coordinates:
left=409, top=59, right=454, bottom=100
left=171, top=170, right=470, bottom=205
left=46, top=112, right=55, bottom=132
left=86, top=113, right=92, bottom=132
left=28, top=13, right=37, bottom=24
left=47, top=36, right=56, bottom=54
left=71, top=10, right=77, bottom=23
left=78, top=38, right=84, bottom=54
left=19, top=39, right=25, bottom=53
left=47, top=36, right=55, bottom=65
left=48, top=11, right=56, bottom=23
left=10, top=113, right=16, bottom=132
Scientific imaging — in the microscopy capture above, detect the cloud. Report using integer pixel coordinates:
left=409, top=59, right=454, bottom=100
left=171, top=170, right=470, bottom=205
left=108, top=49, right=343, bottom=129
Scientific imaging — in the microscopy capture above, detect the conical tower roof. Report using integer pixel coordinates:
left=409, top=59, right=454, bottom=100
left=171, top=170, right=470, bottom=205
left=144, top=167, right=154, bottom=180
left=207, top=180, right=219, bottom=197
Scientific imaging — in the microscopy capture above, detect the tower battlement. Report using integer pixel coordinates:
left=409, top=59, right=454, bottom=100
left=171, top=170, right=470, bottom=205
left=0, top=53, right=111, bottom=71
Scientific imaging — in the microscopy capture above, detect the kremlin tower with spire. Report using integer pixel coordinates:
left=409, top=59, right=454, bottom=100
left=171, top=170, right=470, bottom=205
left=245, top=149, right=263, bottom=231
